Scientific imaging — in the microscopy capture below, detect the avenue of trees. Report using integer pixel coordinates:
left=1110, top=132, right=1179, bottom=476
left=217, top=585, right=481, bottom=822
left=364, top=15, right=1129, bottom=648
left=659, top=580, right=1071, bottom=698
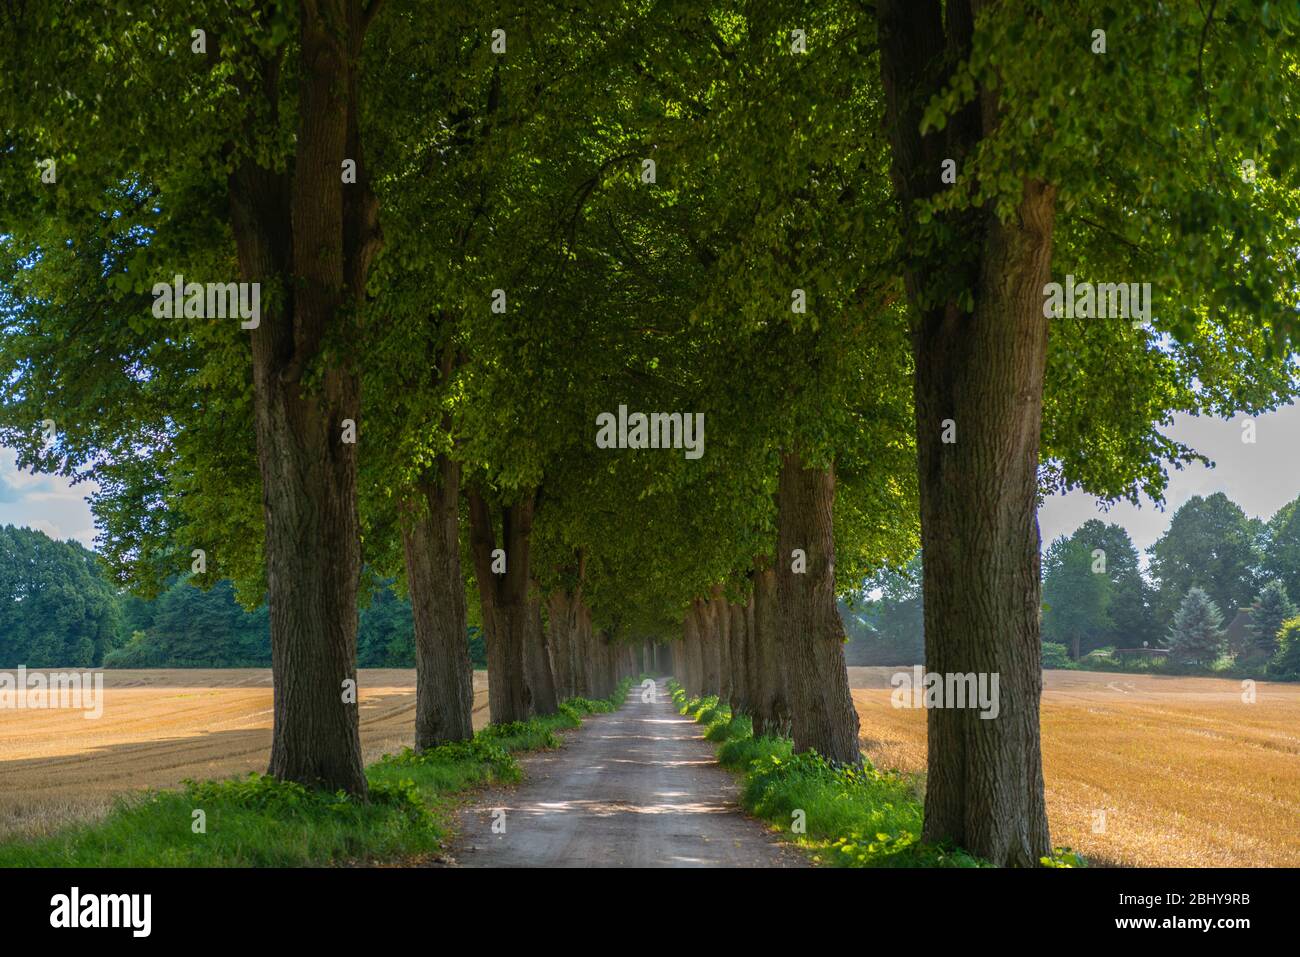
left=2, top=1, right=1298, bottom=866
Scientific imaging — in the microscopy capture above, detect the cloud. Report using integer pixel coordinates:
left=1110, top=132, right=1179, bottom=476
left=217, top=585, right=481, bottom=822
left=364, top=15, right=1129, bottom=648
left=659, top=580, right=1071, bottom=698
left=0, top=446, right=99, bottom=548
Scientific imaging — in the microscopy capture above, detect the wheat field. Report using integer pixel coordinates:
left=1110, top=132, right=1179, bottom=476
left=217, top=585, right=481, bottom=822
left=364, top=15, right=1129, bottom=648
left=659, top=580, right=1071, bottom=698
left=0, top=669, right=490, bottom=840
left=2, top=666, right=1296, bottom=866
left=849, top=667, right=1300, bottom=867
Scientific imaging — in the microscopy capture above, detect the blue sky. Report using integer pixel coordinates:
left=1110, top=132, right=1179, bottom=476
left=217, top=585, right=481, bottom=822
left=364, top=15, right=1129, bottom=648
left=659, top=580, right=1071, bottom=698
left=2, top=402, right=1298, bottom=558
left=0, top=448, right=98, bottom=546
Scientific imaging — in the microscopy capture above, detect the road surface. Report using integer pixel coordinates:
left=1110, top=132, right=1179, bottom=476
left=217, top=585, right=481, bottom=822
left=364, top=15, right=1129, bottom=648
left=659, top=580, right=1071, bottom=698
left=450, top=679, right=807, bottom=867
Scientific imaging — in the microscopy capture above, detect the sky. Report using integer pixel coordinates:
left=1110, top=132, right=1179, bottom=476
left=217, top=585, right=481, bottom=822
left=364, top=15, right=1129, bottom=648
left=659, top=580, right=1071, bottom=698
left=1038, top=402, right=1300, bottom=562
left=0, top=448, right=99, bottom=547
left=2, top=401, right=1299, bottom=559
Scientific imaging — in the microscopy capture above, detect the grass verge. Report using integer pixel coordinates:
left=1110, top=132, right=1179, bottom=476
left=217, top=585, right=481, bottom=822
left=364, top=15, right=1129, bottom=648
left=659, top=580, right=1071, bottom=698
left=667, top=680, right=1083, bottom=869
left=0, top=678, right=632, bottom=867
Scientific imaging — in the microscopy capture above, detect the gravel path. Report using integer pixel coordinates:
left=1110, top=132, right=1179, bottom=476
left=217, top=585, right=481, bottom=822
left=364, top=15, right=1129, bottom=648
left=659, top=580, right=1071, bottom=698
left=450, top=679, right=808, bottom=867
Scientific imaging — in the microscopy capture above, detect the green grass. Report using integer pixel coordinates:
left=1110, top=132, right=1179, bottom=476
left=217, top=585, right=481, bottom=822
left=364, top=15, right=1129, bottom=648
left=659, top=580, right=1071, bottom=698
left=0, top=678, right=633, bottom=868
left=665, top=679, right=1082, bottom=869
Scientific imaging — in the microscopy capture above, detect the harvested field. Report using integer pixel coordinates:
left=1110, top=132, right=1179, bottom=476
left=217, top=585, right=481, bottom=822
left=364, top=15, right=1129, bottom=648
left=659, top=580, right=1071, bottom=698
left=849, top=667, right=1300, bottom=867
left=0, top=669, right=489, bottom=840
left=4, top=665, right=1296, bottom=866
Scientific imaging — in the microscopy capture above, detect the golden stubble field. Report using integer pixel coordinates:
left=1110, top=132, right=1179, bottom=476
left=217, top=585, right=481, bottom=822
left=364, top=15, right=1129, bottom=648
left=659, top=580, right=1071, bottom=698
left=0, top=669, right=490, bottom=840
left=2, top=666, right=1296, bottom=866
left=849, top=667, right=1300, bottom=867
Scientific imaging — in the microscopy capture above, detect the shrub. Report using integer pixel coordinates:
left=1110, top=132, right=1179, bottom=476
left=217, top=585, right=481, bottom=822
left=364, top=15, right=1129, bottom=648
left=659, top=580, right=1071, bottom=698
left=1269, top=617, right=1300, bottom=679
left=1041, top=641, right=1071, bottom=669
left=704, top=714, right=751, bottom=742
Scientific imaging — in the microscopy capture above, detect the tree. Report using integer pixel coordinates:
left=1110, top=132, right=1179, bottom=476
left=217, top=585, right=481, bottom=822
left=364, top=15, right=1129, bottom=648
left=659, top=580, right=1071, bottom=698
left=1041, top=535, right=1112, bottom=660
left=1245, top=580, right=1296, bottom=665
left=671, top=0, right=916, bottom=764
left=1073, top=521, right=1154, bottom=648
left=1166, top=587, right=1227, bottom=667
left=102, top=579, right=269, bottom=668
left=1042, top=521, right=1153, bottom=655
left=1261, top=497, right=1300, bottom=606
left=0, top=1, right=391, bottom=795
left=0, top=525, right=123, bottom=668
left=875, top=0, right=1300, bottom=864
left=1149, top=494, right=1263, bottom=626
left=851, top=555, right=925, bottom=666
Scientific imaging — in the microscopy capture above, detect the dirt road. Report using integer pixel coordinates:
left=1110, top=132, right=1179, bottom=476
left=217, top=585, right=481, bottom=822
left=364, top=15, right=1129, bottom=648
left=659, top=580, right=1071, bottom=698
left=451, top=679, right=807, bottom=867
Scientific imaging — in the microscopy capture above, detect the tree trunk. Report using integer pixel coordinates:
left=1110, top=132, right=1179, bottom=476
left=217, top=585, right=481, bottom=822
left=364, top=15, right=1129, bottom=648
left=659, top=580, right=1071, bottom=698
left=525, top=587, right=559, bottom=715
left=468, top=489, right=535, bottom=723
left=744, top=594, right=759, bottom=718
left=681, top=604, right=701, bottom=696
left=595, top=629, right=614, bottom=699
left=588, top=628, right=605, bottom=700
left=909, top=192, right=1055, bottom=863
left=712, top=587, right=732, bottom=703
left=546, top=589, right=575, bottom=700
left=228, top=0, right=381, bottom=796
left=877, top=0, right=1056, bottom=865
left=573, top=597, right=593, bottom=698
left=701, top=598, right=721, bottom=695
left=728, top=601, right=750, bottom=716
left=751, top=560, right=789, bottom=738
left=774, top=452, right=860, bottom=765
left=401, top=455, right=473, bottom=750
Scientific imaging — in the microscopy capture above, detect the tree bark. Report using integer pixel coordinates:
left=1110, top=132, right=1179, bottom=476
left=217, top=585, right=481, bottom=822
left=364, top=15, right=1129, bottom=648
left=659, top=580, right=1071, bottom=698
left=877, top=0, right=1055, bottom=865
left=751, top=559, right=789, bottom=737
left=593, top=629, right=614, bottom=699
left=701, top=597, right=721, bottom=695
left=712, top=586, right=732, bottom=703
left=227, top=0, right=381, bottom=796
left=545, top=589, right=575, bottom=700
left=909, top=190, right=1056, bottom=864
left=743, top=593, right=759, bottom=718
left=573, top=596, right=593, bottom=698
left=682, top=603, right=703, bottom=696
left=774, top=452, right=860, bottom=765
left=401, top=455, right=474, bottom=750
left=468, top=489, right=535, bottom=723
left=728, top=601, right=750, bottom=717
left=525, top=586, right=559, bottom=715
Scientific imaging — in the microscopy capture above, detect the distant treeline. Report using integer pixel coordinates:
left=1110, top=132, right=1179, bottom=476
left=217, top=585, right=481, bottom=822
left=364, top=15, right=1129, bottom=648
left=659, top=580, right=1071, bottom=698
left=842, top=491, right=1300, bottom=678
left=10, top=488, right=1300, bottom=679
left=0, top=524, right=486, bottom=669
